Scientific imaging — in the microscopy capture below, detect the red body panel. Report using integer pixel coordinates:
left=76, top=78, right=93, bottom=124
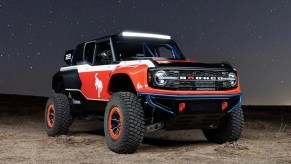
left=77, top=62, right=241, bottom=101
left=110, top=64, right=149, bottom=92
left=79, top=71, right=112, bottom=100
left=77, top=64, right=149, bottom=100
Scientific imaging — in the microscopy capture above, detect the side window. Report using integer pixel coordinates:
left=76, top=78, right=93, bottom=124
left=84, top=42, right=96, bottom=64
left=95, top=40, right=112, bottom=65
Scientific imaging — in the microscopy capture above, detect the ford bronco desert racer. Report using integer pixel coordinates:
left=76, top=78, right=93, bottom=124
left=45, top=32, right=244, bottom=154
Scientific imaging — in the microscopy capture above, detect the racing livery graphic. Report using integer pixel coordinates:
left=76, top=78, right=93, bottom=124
left=94, top=73, right=103, bottom=98
left=45, top=31, right=244, bottom=154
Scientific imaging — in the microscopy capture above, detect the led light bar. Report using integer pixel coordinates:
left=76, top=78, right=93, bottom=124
left=121, top=31, right=171, bottom=40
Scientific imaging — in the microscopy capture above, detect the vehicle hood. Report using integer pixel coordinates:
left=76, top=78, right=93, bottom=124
left=153, top=60, right=234, bottom=70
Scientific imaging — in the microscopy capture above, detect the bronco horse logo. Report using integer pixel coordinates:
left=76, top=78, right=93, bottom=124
left=94, top=73, right=103, bottom=98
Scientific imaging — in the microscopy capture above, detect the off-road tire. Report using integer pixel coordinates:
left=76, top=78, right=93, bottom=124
left=104, top=92, right=145, bottom=154
left=202, top=106, right=244, bottom=143
left=45, top=93, right=72, bottom=136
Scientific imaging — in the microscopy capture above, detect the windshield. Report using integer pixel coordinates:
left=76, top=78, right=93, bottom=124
left=114, top=40, right=185, bottom=61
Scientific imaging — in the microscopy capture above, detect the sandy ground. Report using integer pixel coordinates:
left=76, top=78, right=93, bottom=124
left=0, top=113, right=290, bottom=164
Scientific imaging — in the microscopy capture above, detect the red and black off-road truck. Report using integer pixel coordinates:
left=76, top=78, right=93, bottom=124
left=45, top=32, right=244, bottom=154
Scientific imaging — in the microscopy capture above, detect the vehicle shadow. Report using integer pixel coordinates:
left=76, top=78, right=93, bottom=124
left=70, top=120, right=212, bottom=150
left=69, top=129, right=105, bottom=136
left=142, top=137, right=209, bottom=147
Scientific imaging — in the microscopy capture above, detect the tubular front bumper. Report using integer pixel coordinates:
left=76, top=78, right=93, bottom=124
left=137, top=92, right=242, bottom=116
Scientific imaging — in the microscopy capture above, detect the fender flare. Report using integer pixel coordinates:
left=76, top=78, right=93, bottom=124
left=52, top=70, right=82, bottom=93
left=108, top=65, right=149, bottom=93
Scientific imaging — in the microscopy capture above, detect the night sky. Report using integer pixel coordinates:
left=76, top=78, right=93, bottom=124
left=1, top=0, right=291, bottom=105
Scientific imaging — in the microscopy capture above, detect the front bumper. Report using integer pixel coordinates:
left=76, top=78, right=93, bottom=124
left=137, top=93, right=242, bottom=115
left=137, top=92, right=242, bottom=130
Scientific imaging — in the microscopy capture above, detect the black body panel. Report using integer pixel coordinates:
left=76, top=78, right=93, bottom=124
left=52, top=70, right=81, bottom=92
left=72, top=43, right=85, bottom=65
left=62, top=70, right=82, bottom=90
left=69, top=91, right=107, bottom=116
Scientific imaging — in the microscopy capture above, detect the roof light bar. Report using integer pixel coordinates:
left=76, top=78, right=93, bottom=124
left=121, top=32, right=171, bottom=40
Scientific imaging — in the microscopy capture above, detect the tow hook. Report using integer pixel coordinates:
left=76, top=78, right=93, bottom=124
left=146, top=122, right=164, bottom=132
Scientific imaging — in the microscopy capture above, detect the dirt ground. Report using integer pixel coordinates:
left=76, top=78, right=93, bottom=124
left=0, top=113, right=290, bottom=164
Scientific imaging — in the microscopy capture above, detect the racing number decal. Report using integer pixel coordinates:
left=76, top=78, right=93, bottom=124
left=65, top=53, right=71, bottom=60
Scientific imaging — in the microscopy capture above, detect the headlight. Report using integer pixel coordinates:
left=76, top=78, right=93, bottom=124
left=154, top=70, right=167, bottom=86
left=228, top=72, right=237, bottom=87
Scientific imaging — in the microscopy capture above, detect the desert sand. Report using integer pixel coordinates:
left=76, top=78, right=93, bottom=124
left=0, top=113, right=290, bottom=164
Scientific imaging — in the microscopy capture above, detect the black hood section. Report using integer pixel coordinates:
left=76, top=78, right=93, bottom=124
left=153, top=61, right=234, bottom=70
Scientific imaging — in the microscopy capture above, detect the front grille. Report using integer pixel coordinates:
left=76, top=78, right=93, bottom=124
left=150, top=69, right=237, bottom=91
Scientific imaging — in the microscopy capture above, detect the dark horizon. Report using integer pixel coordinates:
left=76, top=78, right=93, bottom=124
left=1, top=1, right=291, bottom=105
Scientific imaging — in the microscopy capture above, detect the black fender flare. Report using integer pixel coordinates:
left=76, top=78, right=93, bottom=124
left=52, top=70, right=82, bottom=93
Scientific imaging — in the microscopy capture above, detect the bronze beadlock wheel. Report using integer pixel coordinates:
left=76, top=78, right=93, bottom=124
left=47, top=104, right=55, bottom=128
left=108, top=107, right=123, bottom=140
